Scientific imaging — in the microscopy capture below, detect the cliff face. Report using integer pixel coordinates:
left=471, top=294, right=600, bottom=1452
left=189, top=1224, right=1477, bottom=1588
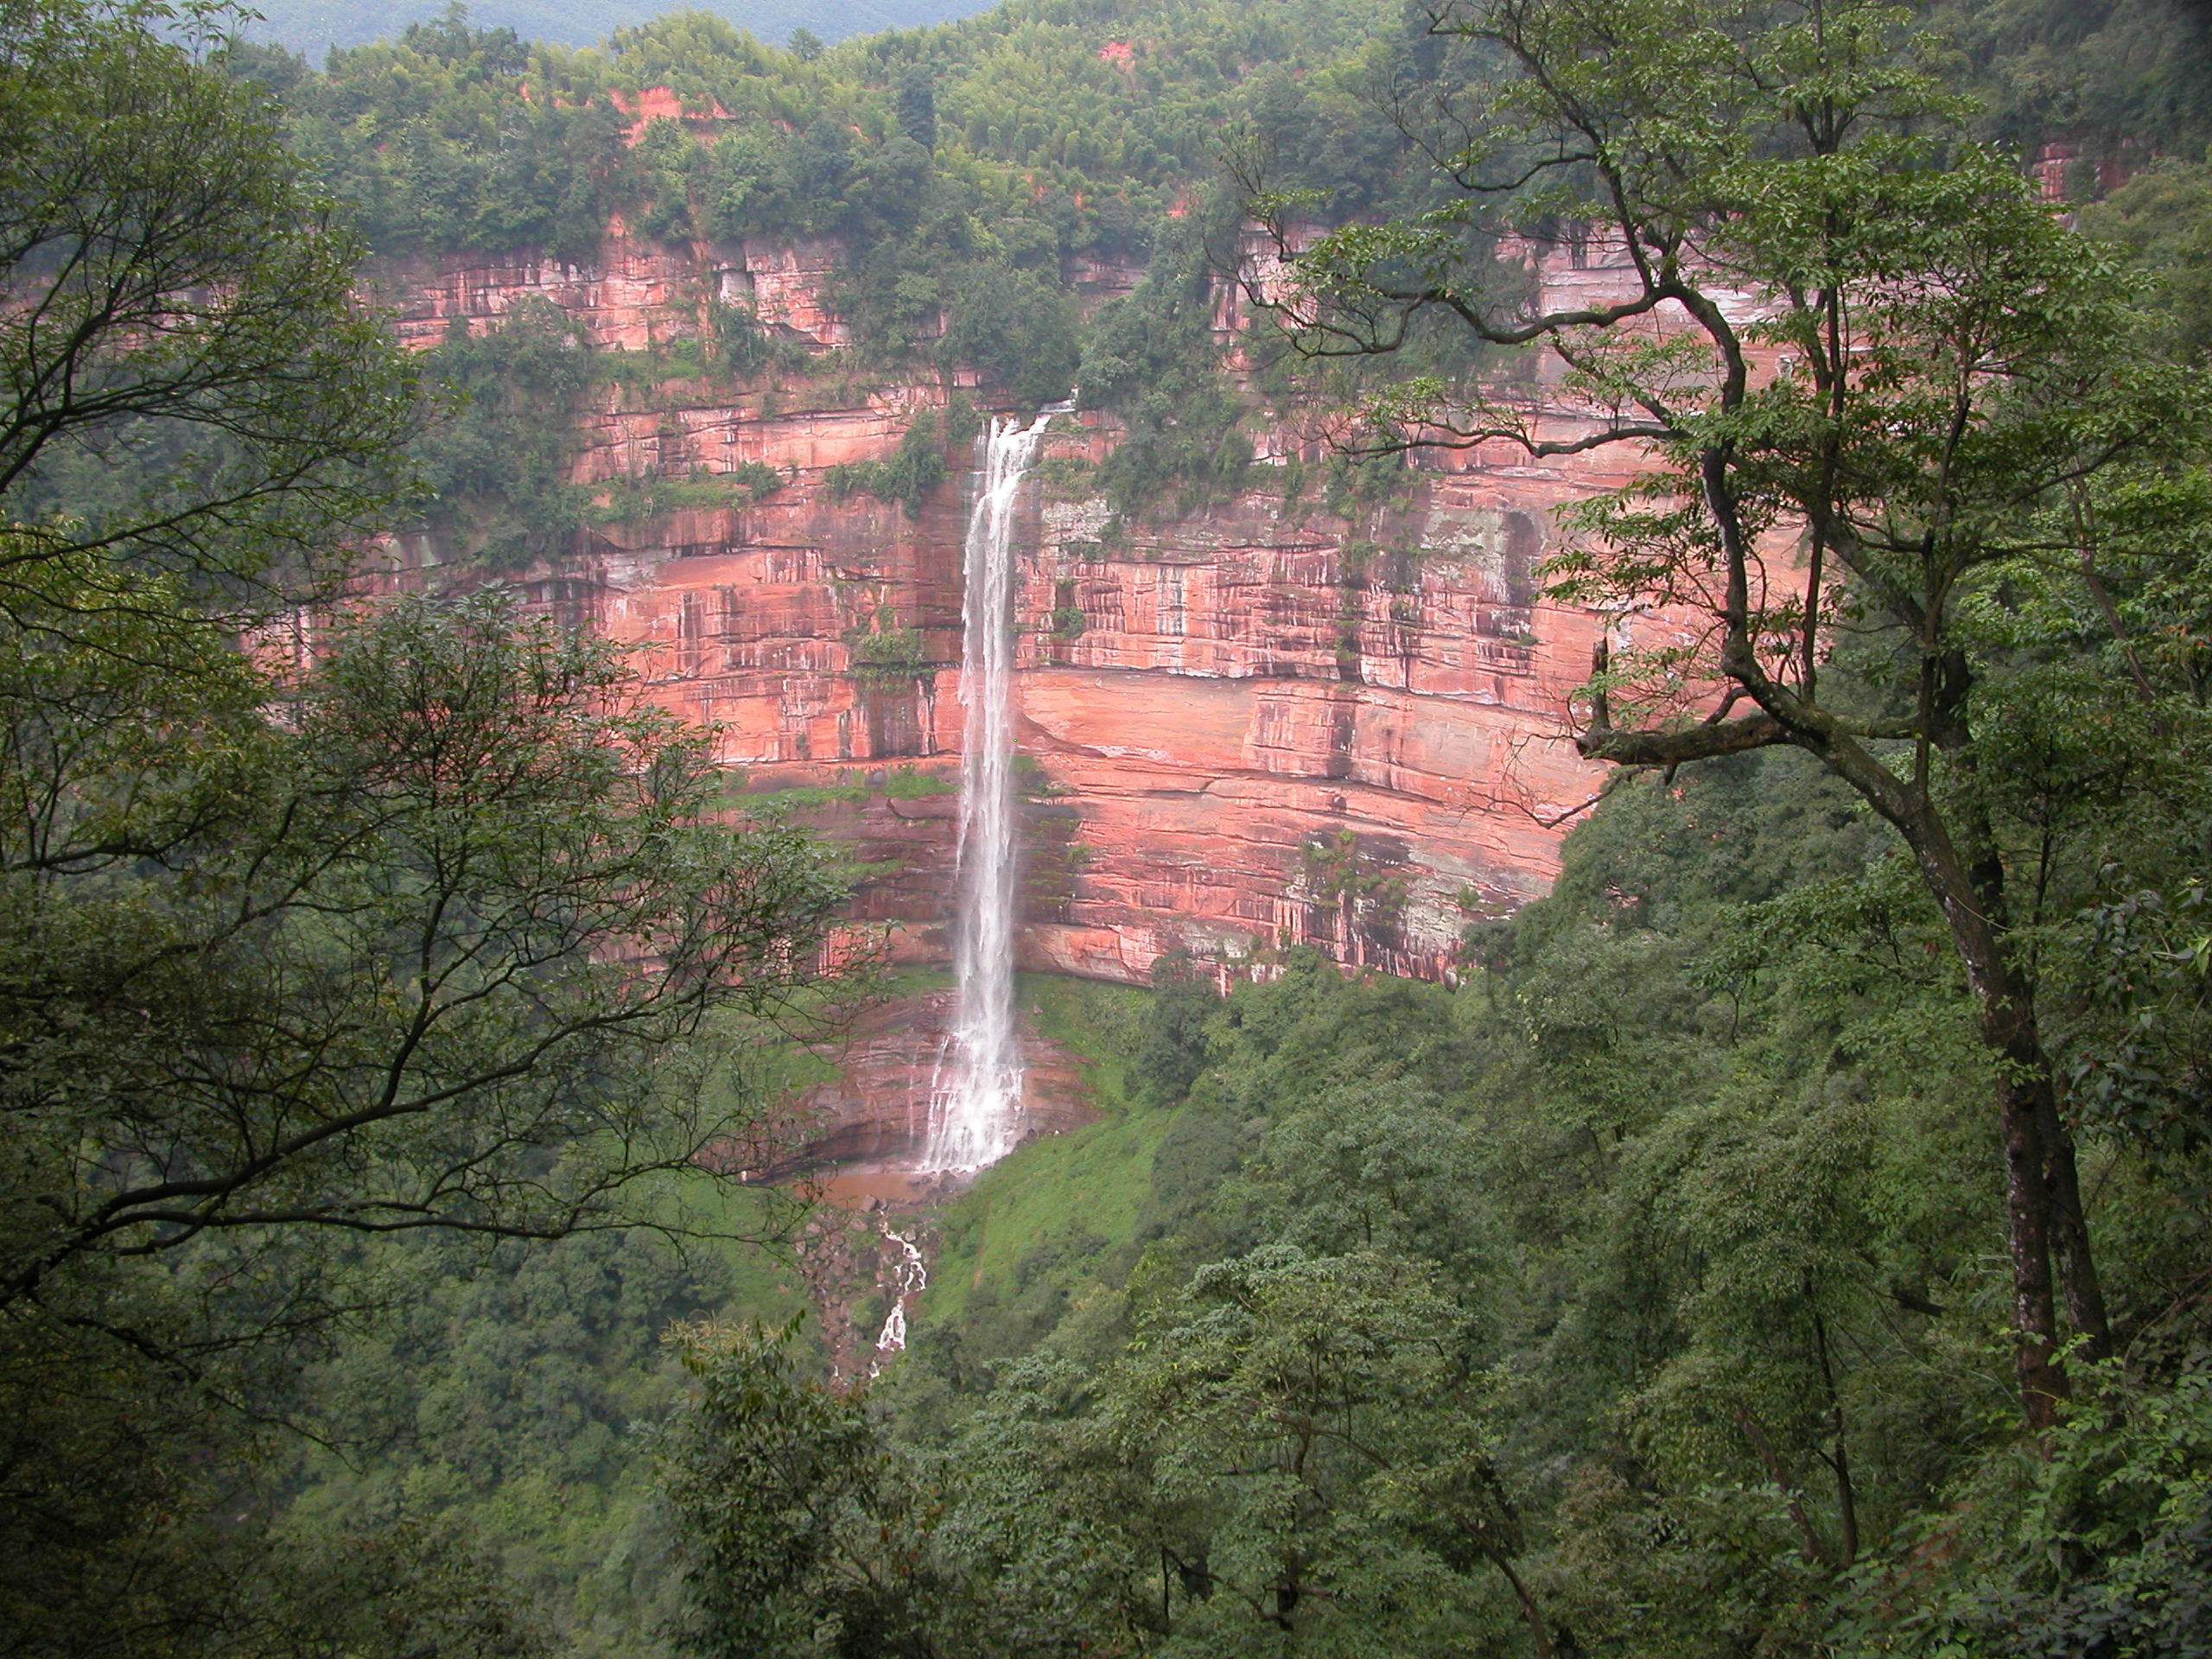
left=366, top=229, right=1679, bottom=1166
left=372, top=232, right=1649, bottom=993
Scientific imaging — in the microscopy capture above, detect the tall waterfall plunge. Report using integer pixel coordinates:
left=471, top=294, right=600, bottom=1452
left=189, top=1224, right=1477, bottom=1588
left=925, top=409, right=1058, bottom=1172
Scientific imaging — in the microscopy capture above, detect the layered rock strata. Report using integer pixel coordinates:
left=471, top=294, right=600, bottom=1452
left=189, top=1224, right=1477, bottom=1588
left=369, top=231, right=1684, bottom=1161
left=372, top=233, right=1652, bottom=979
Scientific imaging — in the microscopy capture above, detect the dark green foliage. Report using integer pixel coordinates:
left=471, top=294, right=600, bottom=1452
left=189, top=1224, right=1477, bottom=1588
left=664, top=1256, right=1529, bottom=1659
left=893, top=61, right=936, bottom=149
left=417, top=300, right=593, bottom=568
left=1127, top=949, right=1217, bottom=1107
left=24, top=2, right=2212, bottom=1653
left=289, top=1230, right=752, bottom=1649
left=1274, top=0, right=2212, bottom=1438
left=1837, top=1357, right=2212, bottom=1656
left=1079, top=227, right=1252, bottom=516
left=3, top=1, right=418, bottom=604
left=1932, top=0, right=2212, bottom=157
left=634, top=114, right=702, bottom=240
left=0, top=572, right=845, bottom=1657
left=826, top=410, right=946, bottom=518
left=2060, top=879, right=2212, bottom=1159
left=937, top=262, right=1079, bottom=408
left=700, top=124, right=796, bottom=239
left=250, top=1524, right=556, bottom=1659
left=662, top=1320, right=947, bottom=1659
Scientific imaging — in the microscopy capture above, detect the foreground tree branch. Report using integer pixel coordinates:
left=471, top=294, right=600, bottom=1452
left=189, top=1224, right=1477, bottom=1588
left=1245, top=0, right=2210, bottom=1427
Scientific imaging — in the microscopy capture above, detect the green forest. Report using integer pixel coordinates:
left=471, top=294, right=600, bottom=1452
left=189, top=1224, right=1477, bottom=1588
left=240, top=0, right=989, bottom=61
left=7, top=0, right=2212, bottom=1655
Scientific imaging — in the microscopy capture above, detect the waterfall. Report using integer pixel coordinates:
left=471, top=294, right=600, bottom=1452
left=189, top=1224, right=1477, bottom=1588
left=925, top=409, right=1058, bottom=1172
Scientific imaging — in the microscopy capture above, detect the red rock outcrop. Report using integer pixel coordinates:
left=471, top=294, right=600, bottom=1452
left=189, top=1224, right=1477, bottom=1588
left=363, top=228, right=1729, bottom=1168
left=766, top=987, right=1093, bottom=1179
left=366, top=232, right=1685, bottom=990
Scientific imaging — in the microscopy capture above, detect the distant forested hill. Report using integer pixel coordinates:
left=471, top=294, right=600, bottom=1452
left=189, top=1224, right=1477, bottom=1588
left=231, top=0, right=1417, bottom=266
left=244, top=0, right=998, bottom=58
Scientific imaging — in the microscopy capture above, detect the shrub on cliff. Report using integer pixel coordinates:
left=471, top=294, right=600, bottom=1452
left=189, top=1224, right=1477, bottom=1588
left=416, top=299, right=594, bottom=569
left=1079, top=225, right=1252, bottom=518
left=938, top=261, right=1081, bottom=409
left=826, top=410, right=948, bottom=518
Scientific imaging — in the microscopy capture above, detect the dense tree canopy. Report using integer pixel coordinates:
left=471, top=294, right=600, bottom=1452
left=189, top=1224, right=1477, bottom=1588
left=1257, top=0, right=2212, bottom=1427
left=8, top=0, right=2212, bottom=1654
left=0, top=6, right=850, bottom=1654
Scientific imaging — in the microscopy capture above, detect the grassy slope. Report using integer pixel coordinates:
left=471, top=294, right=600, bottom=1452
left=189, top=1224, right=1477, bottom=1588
left=913, top=971, right=1162, bottom=1330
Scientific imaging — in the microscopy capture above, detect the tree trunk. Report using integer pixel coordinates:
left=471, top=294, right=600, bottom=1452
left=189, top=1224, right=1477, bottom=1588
left=1735, top=1406, right=1833, bottom=1567
left=1484, top=1548, right=1554, bottom=1659
left=1994, top=1065, right=2069, bottom=1429
left=1892, top=807, right=2079, bottom=1429
left=1810, top=1307, right=1858, bottom=1568
left=1954, top=930, right=2076, bottom=1426
left=1580, top=592, right=2107, bottom=1429
left=2034, top=1090, right=2113, bottom=1360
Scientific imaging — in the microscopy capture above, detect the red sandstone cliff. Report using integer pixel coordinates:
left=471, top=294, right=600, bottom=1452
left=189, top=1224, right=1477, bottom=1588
left=366, top=232, right=1677, bottom=996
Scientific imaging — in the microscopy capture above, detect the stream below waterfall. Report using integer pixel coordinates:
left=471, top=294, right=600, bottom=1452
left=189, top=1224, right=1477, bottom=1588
left=869, top=1218, right=927, bottom=1373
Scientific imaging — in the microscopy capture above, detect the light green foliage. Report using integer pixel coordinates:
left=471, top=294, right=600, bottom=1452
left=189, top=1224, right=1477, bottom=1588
left=912, top=974, right=1165, bottom=1348
left=740, top=781, right=871, bottom=817
left=239, top=1, right=987, bottom=58
left=2083, top=157, right=2212, bottom=363
left=233, top=0, right=1436, bottom=394
left=881, top=763, right=956, bottom=798
left=590, top=462, right=785, bottom=527
left=648, top=745, right=2198, bottom=1656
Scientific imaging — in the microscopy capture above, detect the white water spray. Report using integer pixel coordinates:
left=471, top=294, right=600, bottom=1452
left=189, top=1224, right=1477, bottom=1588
left=869, top=1221, right=927, bottom=1373
left=925, top=408, right=1059, bottom=1172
